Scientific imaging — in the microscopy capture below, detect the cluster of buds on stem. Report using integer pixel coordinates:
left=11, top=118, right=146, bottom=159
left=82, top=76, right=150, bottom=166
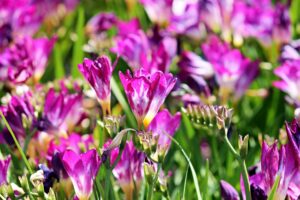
left=103, top=115, right=125, bottom=136
left=134, top=131, right=163, bottom=162
left=185, top=104, right=233, bottom=130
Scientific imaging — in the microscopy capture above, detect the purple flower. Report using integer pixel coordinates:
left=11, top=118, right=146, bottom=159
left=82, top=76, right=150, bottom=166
left=47, top=133, right=94, bottom=161
left=0, top=1, right=42, bottom=49
left=146, top=37, right=177, bottom=73
left=244, top=139, right=300, bottom=200
left=86, top=12, right=117, bottom=36
left=119, top=69, right=177, bottom=128
left=0, top=156, right=11, bottom=185
left=0, top=93, right=35, bottom=144
left=220, top=180, right=239, bottom=200
left=272, top=3, right=291, bottom=44
left=140, top=0, right=173, bottom=26
left=202, top=36, right=259, bottom=101
left=109, top=140, right=145, bottom=199
left=40, top=88, right=83, bottom=135
left=61, top=149, right=101, bottom=200
left=231, top=1, right=274, bottom=45
left=147, top=109, right=181, bottom=155
left=273, top=60, right=300, bottom=107
left=78, top=56, right=114, bottom=115
left=168, top=2, right=204, bottom=40
left=280, top=40, right=300, bottom=62
left=111, top=30, right=149, bottom=71
left=0, top=37, right=55, bottom=84
left=116, top=18, right=141, bottom=38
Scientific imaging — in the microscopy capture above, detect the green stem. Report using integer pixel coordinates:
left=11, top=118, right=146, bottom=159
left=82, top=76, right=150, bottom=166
left=0, top=111, right=33, bottom=174
left=105, top=168, right=111, bottom=200
left=147, top=163, right=161, bottom=200
left=223, top=135, right=251, bottom=200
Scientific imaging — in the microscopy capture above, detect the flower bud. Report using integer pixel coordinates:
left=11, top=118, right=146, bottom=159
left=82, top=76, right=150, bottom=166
left=104, top=115, right=125, bottom=136
left=238, top=135, right=249, bottom=159
left=144, top=161, right=155, bottom=184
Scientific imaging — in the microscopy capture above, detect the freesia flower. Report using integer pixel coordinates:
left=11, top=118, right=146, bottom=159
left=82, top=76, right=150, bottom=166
left=79, top=56, right=114, bottom=115
left=0, top=156, right=11, bottom=185
left=47, top=133, right=94, bottom=161
left=220, top=180, right=239, bottom=200
left=61, top=149, right=101, bottom=200
left=202, top=36, right=259, bottom=101
left=147, top=109, right=181, bottom=158
left=178, top=51, right=215, bottom=97
left=243, top=138, right=300, bottom=200
left=273, top=60, right=300, bottom=107
left=140, top=0, right=173, bottom=26
left=0, top=1, right=42, bottom=49
left=272, top=3, right=291, bottom=44
left=86, top=12, right=117, bottom=36
left=0, top=37, right=55, bottom=84
left=112, top=30, right=149, bottom=71
left=119, top=69, right=177, bottom=128
left=109, top=140, right=145, bottom=200
left=39, top=88, right=83, bottom=135
left=168, top=1, right=205, bottom=40
left=280, top=40, right=300, bottom=62
left=0, top=93, right=35, bottom=144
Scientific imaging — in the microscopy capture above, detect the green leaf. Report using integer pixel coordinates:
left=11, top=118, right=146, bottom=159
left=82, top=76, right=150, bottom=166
left=267, top=175, right=280, bottom=200
left=71, top=6, right=85, bottom=78
left=54, top=43, right=65, bottom=79
left=182, top=165, right=189, bottom=200
left=168, top=135, right=202, bottom=200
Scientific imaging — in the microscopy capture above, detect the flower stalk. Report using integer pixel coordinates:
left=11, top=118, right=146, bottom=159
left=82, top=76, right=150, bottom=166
left=224, top=133, right=251, bottom=200
left=0, top=111, right=33, bottom=174
left=147, top=163, right=162, bottom=200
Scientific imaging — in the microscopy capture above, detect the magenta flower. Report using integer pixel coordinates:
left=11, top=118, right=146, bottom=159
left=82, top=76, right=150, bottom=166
left=111, top=30, right=149, bottom=71
left=78, top=56, right=113, bottom=115
left=0, top=1, right=42, bottom=49
left=273, top=60, right=300, bottom=107
left=0, top=37, right=55, bottom=84
left=243, top=138, right=300, bottom=200
left=280, top=40, right=300, bottom=62
left=231, top=1, right=274, bottom=45
left=119, top=69, right=177, bottom=128
left=202, top=36, right=259, bottom=101
left=109, top=140, right=145, bottom=199
left=140, top=0, right=173, bottom=26
left=116, top=18, right=141, bottom=38
left=0, top=156, right=11, bottom=185
left=61, top=149, right=101, bottom=200
left=272, top=3, right=291, bottom=44
left=47, top=133, right=94, bottom=161
left=220, top=180, right=239, bottom=200
left=86, top=12, right=117, bottom=36
left=0, top=93, right=35, bottom=144
left=147, top=109, right=181, bottom=155
left=168, top=1, right=203, bottom=40
left=40, top=88, right=83, bottom=135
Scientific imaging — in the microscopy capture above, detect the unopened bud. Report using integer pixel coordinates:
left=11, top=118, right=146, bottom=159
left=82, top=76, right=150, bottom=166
left=238, top=135, right=249, bottom=159
left=144, top=162, right=155, bottom=184
left=30, top=170, right=44, bottom=187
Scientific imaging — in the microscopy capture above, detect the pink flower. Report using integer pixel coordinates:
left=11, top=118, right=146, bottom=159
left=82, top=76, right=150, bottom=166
left=0, top=156, right=11, bottom=185
left=119, top=69, right=176, bottom=128
left=202, top=36, right=259, bottom=101
left=78, top=56, right=114, bottom=114
left=147, top=109, right=181, bottom=156
left=0, top=37, right=55, bottom=84
left=61, top=149, right=101, bottom=200
left=107, top=140, right=145, bottom=199
left=273, top=60, right=300, bottom=107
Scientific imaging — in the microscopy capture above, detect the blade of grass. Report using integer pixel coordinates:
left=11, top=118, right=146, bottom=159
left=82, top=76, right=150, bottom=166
left=71, top=6, right=85, bottom=78
left=111, top=77, right=136, bottom=128
left=267, top=175, right=280, bottom=200
left=182, top=165, right=189, bottom=200
left=0, top=111, right=33, bottom=174
left=168, top=135, right=202, bottom=200
left=54, top=43, right=65, bottom=79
